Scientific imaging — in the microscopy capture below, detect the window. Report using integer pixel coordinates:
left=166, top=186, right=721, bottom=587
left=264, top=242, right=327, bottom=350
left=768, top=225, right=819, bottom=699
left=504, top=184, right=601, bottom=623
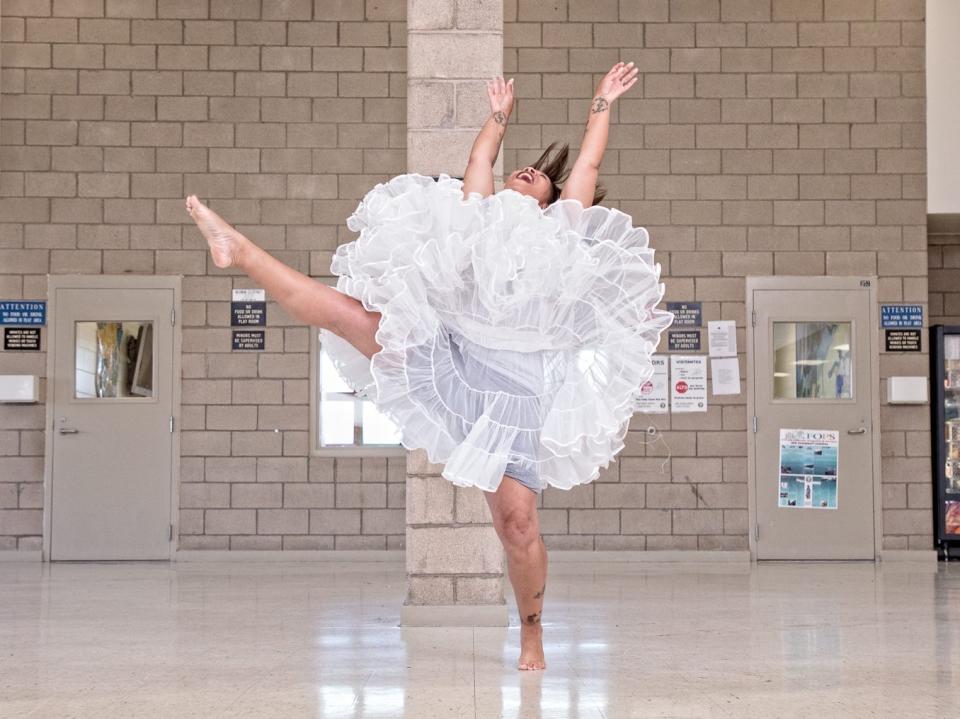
left=772, top=321, right=852, bottom=400
left=310, top=291, right=404, bottom=455
left=75, top=320, right=154, bottom=400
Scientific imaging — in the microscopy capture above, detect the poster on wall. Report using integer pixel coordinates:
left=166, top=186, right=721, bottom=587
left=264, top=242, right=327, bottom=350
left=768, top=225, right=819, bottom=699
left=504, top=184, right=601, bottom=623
left=635, top=355, right=668, bottom=413
left=670, top=355, right=707, bottom=413
left=778, top=428, right=839, bottom=510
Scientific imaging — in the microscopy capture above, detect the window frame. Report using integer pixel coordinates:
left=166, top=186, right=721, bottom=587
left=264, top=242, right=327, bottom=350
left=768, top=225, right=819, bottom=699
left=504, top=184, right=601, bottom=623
left=309, top=278, right=406, bottom=458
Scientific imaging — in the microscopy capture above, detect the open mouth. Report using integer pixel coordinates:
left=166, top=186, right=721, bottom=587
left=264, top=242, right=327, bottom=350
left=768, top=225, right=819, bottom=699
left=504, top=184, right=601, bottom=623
left=518, top=171, right=533, bottom=183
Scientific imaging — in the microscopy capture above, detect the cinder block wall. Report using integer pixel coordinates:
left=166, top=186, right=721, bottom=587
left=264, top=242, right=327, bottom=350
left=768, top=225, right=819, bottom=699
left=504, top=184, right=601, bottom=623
left=504, top=0, right=931, bottom=550
left=0, top=0, right=408, bottom=551
left=0, top=0, right=934, bottom=554
left=929, top=234, right=960, bottom=325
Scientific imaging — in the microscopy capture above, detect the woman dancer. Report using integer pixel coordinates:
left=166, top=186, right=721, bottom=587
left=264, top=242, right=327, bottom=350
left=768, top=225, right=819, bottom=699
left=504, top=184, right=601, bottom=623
left=186, top=61, right=671, bottom=671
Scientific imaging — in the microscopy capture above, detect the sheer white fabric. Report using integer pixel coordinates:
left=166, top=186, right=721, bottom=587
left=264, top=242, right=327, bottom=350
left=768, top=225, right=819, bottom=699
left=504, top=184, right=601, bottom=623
left=321, top=172, right=673, bottom=492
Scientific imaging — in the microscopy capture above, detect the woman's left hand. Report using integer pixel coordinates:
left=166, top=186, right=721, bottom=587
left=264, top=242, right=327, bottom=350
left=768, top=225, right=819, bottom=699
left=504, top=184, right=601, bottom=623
left=594, top=61, right=638, bottom=104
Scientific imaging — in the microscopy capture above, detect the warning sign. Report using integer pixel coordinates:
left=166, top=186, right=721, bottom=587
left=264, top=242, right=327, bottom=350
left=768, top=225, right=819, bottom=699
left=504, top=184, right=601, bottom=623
left=232, top=330, right=264, bottom=351
left=3, top=327, right=41, bottom=351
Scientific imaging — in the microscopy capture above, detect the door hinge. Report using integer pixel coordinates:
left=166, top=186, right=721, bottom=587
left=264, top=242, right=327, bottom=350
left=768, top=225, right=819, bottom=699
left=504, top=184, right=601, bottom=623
left=169, top=415, right=174, bottom=433
left=171, top=307, right=176, bottom=326
left=169, top=524, right=174, bottom=541
left=751, top=309, right=757, bottom=327
left=752, top=415, right=758, bottom=433
left=755, top=524, right=760, bottom=541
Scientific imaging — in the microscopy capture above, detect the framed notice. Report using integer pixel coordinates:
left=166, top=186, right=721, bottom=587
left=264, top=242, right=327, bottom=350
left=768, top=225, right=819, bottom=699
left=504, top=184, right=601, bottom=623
left=670, top=355, right=707, bottom=413
left=635, top=355, right=668, bottom=413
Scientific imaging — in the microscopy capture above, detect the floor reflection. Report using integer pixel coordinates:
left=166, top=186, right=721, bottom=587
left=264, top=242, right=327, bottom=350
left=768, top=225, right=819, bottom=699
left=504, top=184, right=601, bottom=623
left=1, top=560, right=958, bottom=718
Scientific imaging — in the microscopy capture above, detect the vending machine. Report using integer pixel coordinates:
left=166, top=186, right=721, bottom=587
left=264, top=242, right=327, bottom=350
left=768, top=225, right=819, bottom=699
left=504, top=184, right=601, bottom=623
left=931, top=325, right=960, bottom=558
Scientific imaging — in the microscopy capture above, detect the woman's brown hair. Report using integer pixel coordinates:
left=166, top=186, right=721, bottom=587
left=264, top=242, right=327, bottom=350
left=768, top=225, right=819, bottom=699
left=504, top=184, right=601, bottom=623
left=530, top=141, right=607, bottom=206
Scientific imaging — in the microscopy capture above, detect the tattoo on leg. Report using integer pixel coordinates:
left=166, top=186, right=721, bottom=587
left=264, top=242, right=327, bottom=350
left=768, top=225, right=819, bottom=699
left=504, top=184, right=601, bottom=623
left=591, top=96, right=609, bottom=114
left=493, top=111, right=506, bottom=126
left=524, top=612, right=541, bottom=625
left=533, top=583, right=545, bottom=600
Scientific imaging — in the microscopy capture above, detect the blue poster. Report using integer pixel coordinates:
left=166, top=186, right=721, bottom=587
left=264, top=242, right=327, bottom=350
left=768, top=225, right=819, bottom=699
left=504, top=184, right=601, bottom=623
left=0, top=301, right=46, bottom=326
left=880, top=304, right=923, bottom=328
left=778, top=428, right=839, bottom=510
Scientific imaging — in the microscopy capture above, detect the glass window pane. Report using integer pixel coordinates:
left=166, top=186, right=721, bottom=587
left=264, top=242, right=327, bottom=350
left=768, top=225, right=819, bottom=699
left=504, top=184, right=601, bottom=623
left=361, top=400, right=402, bottom=445
left=320, top=347, right=353, bottom=394
left=773, top=322, right=852, bottom=400
left=320, top=396, right=356, bottom=445
left=317, top=330, right=403, bottom=449
left=75, top=321, right=153, bottom=399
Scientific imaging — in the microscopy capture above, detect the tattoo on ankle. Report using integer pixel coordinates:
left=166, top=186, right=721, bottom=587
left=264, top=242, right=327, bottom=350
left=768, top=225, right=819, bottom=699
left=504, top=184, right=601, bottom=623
left=524, top=612, right=541, bottom=625
left=591, top=96, right=609, bottom=114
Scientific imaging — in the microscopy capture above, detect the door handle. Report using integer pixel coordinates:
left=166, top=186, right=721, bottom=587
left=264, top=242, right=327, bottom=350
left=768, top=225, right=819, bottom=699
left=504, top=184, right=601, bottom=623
left=58, top=427, right=79, bottom=434
left=847, top=427, right=866, bottom=435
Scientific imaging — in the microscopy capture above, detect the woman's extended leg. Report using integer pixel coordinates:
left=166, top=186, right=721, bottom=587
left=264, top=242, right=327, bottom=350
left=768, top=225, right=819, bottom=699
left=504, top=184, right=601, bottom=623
left=185, top=195, right=382, bottom=358
left=484, top=476, right=548, bottom=671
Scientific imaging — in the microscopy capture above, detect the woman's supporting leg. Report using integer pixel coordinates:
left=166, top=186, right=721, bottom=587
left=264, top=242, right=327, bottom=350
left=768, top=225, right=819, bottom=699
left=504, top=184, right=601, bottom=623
left=484, top=476, right=548, bottom=670
left=185, top=194, right=382, bottom=358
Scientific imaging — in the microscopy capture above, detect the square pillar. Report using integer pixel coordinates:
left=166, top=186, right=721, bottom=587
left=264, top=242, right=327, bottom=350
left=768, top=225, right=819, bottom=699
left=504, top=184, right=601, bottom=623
left=402, top=0, right=507, bottom=627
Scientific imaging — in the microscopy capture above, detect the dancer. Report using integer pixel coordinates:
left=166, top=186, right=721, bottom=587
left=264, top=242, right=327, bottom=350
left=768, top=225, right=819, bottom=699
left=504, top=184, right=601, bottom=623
left=186, top=60, right=672, bottom=671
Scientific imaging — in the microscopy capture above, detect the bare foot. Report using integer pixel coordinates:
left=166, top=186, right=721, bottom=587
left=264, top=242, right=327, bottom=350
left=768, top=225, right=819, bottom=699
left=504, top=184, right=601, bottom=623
left=185, top=194, right=247, bottom=269
left=519, top=623, right=546, bottom=671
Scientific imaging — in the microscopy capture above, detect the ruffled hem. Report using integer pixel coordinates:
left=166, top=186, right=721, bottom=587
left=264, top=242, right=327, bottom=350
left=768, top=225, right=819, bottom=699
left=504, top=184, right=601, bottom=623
left=322, top=172, right=673, bottom=492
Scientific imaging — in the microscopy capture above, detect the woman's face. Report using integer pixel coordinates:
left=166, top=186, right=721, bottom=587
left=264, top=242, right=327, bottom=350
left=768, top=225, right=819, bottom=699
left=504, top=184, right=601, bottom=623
left=504, top=166, right=552, bottom=208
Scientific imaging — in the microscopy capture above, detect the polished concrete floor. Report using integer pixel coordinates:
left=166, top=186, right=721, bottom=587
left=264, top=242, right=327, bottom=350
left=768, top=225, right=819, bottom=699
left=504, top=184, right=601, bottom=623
left=1, top=559, right=958, bottom=718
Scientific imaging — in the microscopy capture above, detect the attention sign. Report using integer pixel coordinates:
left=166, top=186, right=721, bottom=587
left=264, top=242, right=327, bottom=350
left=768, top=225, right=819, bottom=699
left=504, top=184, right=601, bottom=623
left=0, top=301, right=46, bottom=326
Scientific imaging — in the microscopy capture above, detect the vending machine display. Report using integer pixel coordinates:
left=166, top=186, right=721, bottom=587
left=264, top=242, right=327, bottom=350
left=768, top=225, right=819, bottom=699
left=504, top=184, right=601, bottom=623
left=931, top=326, right=960, bottom=557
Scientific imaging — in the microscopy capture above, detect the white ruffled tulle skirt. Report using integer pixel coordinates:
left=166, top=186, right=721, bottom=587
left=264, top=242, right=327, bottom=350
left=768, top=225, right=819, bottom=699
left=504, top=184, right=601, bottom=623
left=321, top=172, right=673, bottom=492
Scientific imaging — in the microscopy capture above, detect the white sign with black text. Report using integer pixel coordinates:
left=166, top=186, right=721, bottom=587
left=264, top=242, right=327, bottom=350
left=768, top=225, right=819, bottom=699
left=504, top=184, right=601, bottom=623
left=670, top=355, right=708, bottom=413
left=635, top=355, right=669, bottom=413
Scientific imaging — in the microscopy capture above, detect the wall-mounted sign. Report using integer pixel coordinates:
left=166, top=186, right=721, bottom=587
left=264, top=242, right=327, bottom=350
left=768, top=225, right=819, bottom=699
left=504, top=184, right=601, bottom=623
left=670, top=355, right=707, bottom=413
left=707, top=320, right=737, bottom=357
left=666, top=301, right=701, bottom=327
left=668, top=329, right=701, bottom=352
left=3, top=327, right=41, bottom=351
left=232, top=330, right=264, bottom=351
left=232, top=289, right=265, bottom=302
left=231, top=288, right=266, bottom=326
left=231, top=302, right=266, bottom=326
left=880, top=304, right=923, bottom=328
left=635, top=355, right=668, bottom=413
left=710, top=356, right=741, bottom=395
left=885, top=328, right=921, bottom=352
left=0, top=301, right=46, bottom=326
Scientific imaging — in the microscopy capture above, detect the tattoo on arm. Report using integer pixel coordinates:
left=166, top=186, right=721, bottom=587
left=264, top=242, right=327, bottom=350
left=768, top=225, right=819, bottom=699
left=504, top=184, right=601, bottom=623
left=591, top=96, right=609, bottom=114
left=493, top=111, right=506, bottom=126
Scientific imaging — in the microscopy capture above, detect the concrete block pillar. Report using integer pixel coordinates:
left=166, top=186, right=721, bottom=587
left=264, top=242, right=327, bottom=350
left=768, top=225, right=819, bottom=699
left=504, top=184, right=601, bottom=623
left=401, top=0, right=508, bottom=626
left=401, top=0, right=508, bottom=627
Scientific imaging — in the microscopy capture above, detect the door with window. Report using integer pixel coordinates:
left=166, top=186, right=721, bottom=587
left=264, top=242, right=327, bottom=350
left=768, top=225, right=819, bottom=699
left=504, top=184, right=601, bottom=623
left=48, top=280, right=177, bottom=560
left=749, top=278, right=878, bottom=560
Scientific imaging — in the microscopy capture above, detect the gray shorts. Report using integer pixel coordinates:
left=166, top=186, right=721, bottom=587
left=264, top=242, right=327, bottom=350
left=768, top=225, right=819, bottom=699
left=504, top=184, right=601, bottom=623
left=504, top=461, right=542, bottom=494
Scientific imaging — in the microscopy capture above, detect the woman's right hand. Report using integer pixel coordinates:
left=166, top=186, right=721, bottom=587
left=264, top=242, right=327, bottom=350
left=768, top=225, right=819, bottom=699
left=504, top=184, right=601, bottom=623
left=486, top=76, right=514, bottom=121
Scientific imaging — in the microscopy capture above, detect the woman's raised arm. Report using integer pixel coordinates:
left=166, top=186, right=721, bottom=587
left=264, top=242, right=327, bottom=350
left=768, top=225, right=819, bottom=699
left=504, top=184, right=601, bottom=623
left=462, top=76, right=514, bottom=199
left=561, top=62, right=638, bottom=206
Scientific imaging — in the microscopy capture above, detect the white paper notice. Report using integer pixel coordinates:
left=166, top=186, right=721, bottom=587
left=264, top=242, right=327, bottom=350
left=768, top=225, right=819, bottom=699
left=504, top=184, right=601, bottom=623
left=708, top=320, right=737, bottom=357
left=635, top=355, right=669, bottom=413
left=232, top=288, right=265, bottom=302
left=670, top=355, right=708, bottom=413
left=711, top=356, right=741, bottom=395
